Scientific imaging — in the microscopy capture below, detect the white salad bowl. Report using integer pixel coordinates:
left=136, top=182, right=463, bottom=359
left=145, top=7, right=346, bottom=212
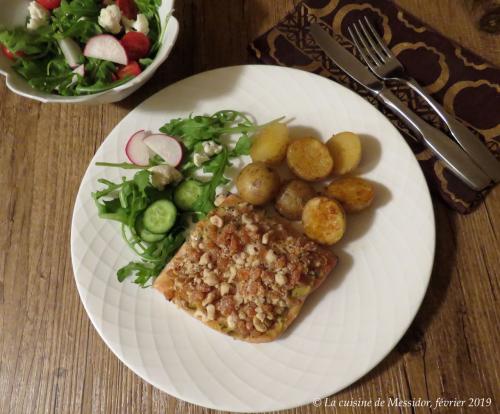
left=0, top=0, right=178, bottom=104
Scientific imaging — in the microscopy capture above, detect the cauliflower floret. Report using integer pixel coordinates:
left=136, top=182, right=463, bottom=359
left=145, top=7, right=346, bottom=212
left=133, top=14, right=150, bottom=35
left=27, top=1, right=50, bottom=31
left=202, top=141, right=223, bottom=157
left=98, top=5, right=122, bottom=34
left=149, top=165, right=183, bottom=190
left=193, top=153, right=210, bottom=167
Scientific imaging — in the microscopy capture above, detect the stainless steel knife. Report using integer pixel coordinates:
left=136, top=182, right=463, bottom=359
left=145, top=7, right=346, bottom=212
left=310, top=22, right=492, bottom=191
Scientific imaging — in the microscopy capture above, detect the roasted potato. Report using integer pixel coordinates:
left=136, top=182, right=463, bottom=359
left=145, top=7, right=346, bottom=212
left=325, top=176, right=374, bottom=213
left=236, top=162, right=280, bottom=205
left=250, top=122, right=289, bottom=165
left=275, top=180, right=316, bottom=220
left=326, top=131, right=362, bottom=175
left=302, top=197, right=346, bottom=245
left=286, top=137, right=333, bottom=181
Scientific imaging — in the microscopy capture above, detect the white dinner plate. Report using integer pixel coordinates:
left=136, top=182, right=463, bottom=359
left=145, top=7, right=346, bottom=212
left=71, top=65, right=435, bottom=412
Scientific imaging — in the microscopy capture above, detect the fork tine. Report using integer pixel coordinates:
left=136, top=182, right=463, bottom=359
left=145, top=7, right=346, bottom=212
left=350, top=22, right=382, bottom=67
left=348, top=26, right=378, bottom=73
left=357, top=19, right=387, bottom=63
left=363, top=16, right=392, bottom=56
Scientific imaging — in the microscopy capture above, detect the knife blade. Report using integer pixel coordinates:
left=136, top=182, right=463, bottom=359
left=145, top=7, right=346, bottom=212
left=309, top=22, right=492, bottom=191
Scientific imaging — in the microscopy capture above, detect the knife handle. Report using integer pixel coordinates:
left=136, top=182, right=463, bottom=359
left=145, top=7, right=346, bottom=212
left=403, top=77, right=500, bottom=183
left=378, top=89, right=492, bottom=191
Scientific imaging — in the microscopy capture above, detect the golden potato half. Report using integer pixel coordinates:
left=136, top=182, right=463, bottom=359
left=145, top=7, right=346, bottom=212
left=302, top=196, right=346, bottom=245
left=325, top=176, right=375, bottom=213
left=275, top=180, right=316, bottom=220
left=250, top=122, right=289, bottom=165
left=326, top=131, right=362, bottom=175
left=287, top=137, right=333, bottom=181
left=236, top=162, right=281, bottom=205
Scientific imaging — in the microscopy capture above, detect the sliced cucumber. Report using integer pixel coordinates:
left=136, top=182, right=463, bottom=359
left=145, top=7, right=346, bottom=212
left=174, top=180, right=203, bottom=211
left=136, top=215, right=166, bottom=242
left=143, top=199, right=177, bottom=234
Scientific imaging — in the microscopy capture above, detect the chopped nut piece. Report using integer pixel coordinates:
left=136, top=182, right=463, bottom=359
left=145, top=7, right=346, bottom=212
left=245, top=223, right=258, bottom=232
left=234, top=253, right=246, bottom=266
left=262, top=232, right=271, bottom=245
left=220, top=282, right=231, bottom=296
left=234, top=292, right=243, bottom=306
left=224, top=266, right=237, bottom=282
left=245, top=244, right=258, bottom=256
left=253, top=316, right=267, bottom=332
left=203, top=270, right=218, bottom=286
left=194, top=309, right=207, bottom=321
left=202, top=291, right=216, bottom=306
left=199, top=252, right=211, bottom=266
left=209, top=215, right=223, bottom=228
left=265, top=250, right=277, bottom=264
left=227, top=313, right=237, bottom=330
left=275, top=272, right=287, bottom=286
left=214, top=193, right=228, bottom=207
left=241, top=213, right=252, bottom=224
left=206, top=304, right=216, bottom=320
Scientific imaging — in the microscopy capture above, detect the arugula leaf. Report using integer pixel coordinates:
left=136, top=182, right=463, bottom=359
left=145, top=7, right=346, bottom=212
left=117, top=231, right=184, bottom=286
left=193, top=148, right=230, bottom=216
left=139, top=58, right=154, bottom=68
left=160, top=110, right=259, bottom=150
left=52, top=0, right=102, bottom=43
left=133, top=170, right=152, bottom=196
left=95, top=198, right=129, bottom=224
left=230, top=134, right=252, bottom=157
left=135, top=0, right=163, bottom=54
left=0, top=26, right=54, bottom=54
left=54, top=19, right=103, bottom=43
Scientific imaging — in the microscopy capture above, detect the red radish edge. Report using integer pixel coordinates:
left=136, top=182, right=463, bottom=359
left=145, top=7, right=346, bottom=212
left=72, top=64, right=85, bottom=77
left=58, top=38, right=82, bottom=68
left=84, top=35, right=128, bottom=65
left=143, top=134, right=183, bottom=167
left=125, top=130, right=152, bottom=166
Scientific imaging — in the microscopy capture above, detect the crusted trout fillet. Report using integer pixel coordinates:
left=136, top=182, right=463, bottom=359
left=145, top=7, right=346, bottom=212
left=154, top=195, right=337, bottom=342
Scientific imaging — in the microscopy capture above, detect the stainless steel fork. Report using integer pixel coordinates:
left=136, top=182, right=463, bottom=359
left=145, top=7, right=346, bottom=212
left=348, top=17, right=500, bottom=183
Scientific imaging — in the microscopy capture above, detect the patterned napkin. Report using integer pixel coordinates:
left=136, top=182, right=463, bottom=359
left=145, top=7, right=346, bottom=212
left=250, top=0, right=500, bottom=213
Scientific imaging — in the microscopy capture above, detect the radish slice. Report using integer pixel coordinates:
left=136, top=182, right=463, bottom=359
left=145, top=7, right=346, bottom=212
left=125, top=130, right=152, bottom=166
left=72, top=64, right=85, bottom=77
left=143, top=134, right=183, bottom=167
left=84, top=34, right=128, bottom=65
left=58, top=38, right=82, bottom=68
left=69, top=64, right=85, bottom=85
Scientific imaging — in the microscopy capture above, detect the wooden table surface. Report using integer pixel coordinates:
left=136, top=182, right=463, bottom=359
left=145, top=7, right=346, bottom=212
left=1, top=1, right=499, bottom=413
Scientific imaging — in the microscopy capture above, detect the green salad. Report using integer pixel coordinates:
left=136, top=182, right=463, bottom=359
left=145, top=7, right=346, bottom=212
left=0, top=0, right=163, bottom=96
left=93, top=110, right=282, bottom=287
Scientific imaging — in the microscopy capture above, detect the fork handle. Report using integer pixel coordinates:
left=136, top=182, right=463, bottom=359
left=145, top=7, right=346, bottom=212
left=403, top=77, right=500, bottom=182
left=378, top=88, right=492, bottom=191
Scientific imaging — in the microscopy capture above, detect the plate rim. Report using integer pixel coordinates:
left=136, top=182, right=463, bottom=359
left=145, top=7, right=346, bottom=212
left=71, top=64, right=436, bottom=412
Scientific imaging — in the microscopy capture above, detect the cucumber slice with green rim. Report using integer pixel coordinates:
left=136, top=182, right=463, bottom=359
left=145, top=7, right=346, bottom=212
left=136, top=215, right=166, bottom=242
left=174, top=180, right=203, bottom=211
left=143, top=200, right=177, bottom=234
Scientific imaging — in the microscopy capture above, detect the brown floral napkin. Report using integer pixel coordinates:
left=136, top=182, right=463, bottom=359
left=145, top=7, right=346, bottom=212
left=250, top=0, right=500, bottom=213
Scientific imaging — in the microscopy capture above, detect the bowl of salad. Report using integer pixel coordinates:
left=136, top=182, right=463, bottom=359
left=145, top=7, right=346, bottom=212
left=0, top=0, right=178, bottom=104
